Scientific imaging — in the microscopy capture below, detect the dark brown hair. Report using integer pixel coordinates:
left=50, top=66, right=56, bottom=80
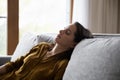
left=74, top=22, right=93, bottom=43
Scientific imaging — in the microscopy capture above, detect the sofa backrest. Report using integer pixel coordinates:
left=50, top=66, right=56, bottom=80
left=63, top=34, right=120, bottom=80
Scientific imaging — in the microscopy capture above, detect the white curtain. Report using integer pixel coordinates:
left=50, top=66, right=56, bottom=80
left=73, top=0, right=89, bottom=28
left=73, top=0, right=119, bottom=33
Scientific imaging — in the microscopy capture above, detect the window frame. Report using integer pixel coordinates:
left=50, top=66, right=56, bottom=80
left=7, top=0, right=19, bottom=55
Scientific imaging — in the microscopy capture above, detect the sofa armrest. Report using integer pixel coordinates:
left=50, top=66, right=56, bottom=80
left=0, top=56, right=11, bottom=66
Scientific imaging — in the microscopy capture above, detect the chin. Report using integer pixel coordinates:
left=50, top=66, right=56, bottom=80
left=55, top=38, right=61, bottom=44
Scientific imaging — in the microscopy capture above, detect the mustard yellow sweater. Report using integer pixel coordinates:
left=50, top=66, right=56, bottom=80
left=0, top=42, right=69, bottom=80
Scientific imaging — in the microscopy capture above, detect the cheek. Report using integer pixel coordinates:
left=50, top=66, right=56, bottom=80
left=63, top=37, right=74, bottom=44
left=63, top=35, right=74, bottom=41
left=55, top=37, right=67, bottom=45
left=55, top=35, right=74, bottom=44
left=67, top=36, right=74, bottom=41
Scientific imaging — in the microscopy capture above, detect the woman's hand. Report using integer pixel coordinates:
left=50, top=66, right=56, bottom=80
left=0, top=64, right=7, bottom=75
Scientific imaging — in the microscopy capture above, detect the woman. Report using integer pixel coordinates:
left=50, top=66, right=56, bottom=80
left=0, top=22, right=93, bottom=80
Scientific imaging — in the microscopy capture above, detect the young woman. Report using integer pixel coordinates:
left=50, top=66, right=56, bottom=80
left=0, top=22, right=93, bottom=80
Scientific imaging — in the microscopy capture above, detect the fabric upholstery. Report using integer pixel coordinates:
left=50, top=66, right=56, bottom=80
left=0, top=56, right=11, bottom=66
left=63, top=38, right=120, bottom=80
left=11, top=32, right=37, bottom=61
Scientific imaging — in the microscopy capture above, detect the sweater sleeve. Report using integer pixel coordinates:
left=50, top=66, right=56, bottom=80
left=5, top=42, right=50, bottom=73
left=54, top=60, right=69, bottom=80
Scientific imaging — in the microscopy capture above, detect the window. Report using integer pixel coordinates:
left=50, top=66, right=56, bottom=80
left=0, top=0, right=7, bottom=55
left=19, top=0, right=69, bottom=37
left=0, top=0, right=72, bottom=55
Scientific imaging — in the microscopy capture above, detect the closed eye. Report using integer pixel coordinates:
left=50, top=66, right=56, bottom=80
left=65, top=29, right=71, bottom=35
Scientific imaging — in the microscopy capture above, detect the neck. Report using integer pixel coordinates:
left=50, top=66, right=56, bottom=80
left=50, top=44, right=69, bottom=55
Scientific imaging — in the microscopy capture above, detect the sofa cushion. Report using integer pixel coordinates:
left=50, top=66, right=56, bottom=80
left=0, top=56, right=11, bottom=66
left=35, top=33, right=56, bottom=44
left=11, top=33, right=37, bottom=61
left=63, top=38, right=120, bottom=80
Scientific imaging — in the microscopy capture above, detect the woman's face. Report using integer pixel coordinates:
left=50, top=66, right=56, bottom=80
left=55, top=24, right=77, bottom=49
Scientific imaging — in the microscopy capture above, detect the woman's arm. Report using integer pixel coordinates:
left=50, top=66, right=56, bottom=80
left=0, top=43, right=42, bottom=75
left=0, top=42, right=49, bottom=75
left=0, top=55, right=26, bottom=75
left=0, top=64, right=7, bottom=75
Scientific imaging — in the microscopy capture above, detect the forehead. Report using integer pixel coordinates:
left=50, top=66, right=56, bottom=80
left=68, top=24, right=76, bottom=33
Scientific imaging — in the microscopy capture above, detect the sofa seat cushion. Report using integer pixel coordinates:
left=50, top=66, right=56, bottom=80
left=63, top=38, right=120, bottom=80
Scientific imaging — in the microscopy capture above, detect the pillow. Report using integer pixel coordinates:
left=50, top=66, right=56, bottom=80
left=11, top=32, right=37, bottom=61
left=63, top=38, right=120, bottom=80
left=11, top=33, right=57, bottom=61
left=35, top=33, right=57, bottom=45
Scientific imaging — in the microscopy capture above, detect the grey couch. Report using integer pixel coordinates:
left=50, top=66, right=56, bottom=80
left=0, top=33, right=120, bottom=80
left=0, top=56, right=11, bottom=66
